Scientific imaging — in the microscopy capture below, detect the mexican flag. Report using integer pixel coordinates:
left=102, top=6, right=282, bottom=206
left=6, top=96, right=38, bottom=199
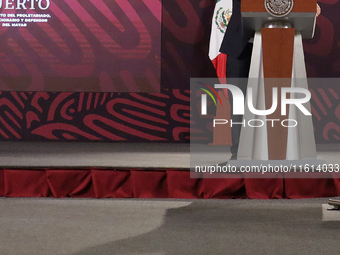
left=209, top=0, right=233, bottom=80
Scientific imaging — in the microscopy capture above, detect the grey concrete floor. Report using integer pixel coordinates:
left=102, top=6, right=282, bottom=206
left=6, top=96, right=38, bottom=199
left=0, top=198, right=340, bottom=255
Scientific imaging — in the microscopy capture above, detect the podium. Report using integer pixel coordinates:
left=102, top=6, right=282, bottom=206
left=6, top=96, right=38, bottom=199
left=230, top=0, right=324, bottom=165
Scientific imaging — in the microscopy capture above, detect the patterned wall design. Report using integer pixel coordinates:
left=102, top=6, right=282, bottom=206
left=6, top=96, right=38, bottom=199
left=0, top=0, right=161, bottom=92
left=0, top=90, right=191, bottom=141
left=0, top=0, right=339, bottom=143
left=304, top=0, right=340, bottom=78
left=310, top=83, right=340, bottom=143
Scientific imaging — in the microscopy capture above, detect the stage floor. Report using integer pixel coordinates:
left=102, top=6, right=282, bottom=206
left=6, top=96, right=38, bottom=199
left=0, top=198, right=340, bottom=255
left=0, top=142, right=339, bottom=168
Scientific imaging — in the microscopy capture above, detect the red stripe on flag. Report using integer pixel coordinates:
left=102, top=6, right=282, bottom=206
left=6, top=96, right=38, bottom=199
left=211, top=53, right=229, bottom=100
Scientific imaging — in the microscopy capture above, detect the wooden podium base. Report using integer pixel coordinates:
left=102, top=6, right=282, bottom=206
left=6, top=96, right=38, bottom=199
left=237, top=31, right=319, bottom=161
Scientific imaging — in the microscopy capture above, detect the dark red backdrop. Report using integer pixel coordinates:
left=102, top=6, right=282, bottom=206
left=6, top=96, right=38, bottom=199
left=0, top=0, right=161, bottom=92
left=0, top=0, right=339, bottom=143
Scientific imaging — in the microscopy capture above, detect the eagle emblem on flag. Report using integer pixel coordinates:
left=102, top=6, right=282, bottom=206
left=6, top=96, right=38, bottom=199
left=214, top=5, right=232, bottom=34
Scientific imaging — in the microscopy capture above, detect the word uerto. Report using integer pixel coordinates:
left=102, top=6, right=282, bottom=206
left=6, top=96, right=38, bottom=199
left=0, top=0, right=50, bottom=10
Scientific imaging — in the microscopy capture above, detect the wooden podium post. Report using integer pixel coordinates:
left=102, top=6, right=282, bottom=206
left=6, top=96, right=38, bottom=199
left=229, top=0, right=324, bottom=164
left=261, top=28, right=295, bottom=159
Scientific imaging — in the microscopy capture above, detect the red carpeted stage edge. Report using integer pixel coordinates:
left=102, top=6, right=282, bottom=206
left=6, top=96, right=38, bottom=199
left=1, top=168, right=340, bottom=199
left=0, top=142, right=339, bottom=199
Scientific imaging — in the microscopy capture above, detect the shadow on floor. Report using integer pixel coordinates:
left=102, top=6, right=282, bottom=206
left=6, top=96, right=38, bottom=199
left=72, top=200, right=340, bottom=255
